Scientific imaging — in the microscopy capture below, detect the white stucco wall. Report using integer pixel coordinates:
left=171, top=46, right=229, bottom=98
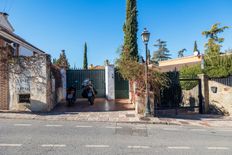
left=105, top=65, right=115, bottom=100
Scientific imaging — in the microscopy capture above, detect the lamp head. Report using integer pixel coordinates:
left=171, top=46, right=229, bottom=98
left=141, top=28, right=150, bottom=43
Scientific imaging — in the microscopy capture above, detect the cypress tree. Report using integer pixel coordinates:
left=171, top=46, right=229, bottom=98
left=83, top=42, right=88, bottom=70
left=123, top=0, right=138, bottom=61
left=193, top=41, right=199, bottom=53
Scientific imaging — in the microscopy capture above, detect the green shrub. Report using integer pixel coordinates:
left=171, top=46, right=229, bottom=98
left=204, top=54, right=232, bottom=78
left=179, top=64, right=202, bottom=90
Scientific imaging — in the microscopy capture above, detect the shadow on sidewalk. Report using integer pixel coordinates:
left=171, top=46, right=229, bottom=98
left=157, top=113, right=224, bottom=121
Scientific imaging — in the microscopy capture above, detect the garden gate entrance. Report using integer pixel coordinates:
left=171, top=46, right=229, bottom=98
left=114, top=70, right=129, bottom=99
left=159, top=72, right=203, bottom=114
left=66, top=69, right=105, bottom=98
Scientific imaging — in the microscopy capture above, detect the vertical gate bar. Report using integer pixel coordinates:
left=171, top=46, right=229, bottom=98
left=198, top=79, right=203, bottom=114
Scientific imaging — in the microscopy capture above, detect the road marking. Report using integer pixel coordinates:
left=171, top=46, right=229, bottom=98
left=0, top=144, right=22, bottom=147
left=76, top=125, right=93, bottom=128
left=135, top=127, right=147, bottom=130
left=168, top=146, right=191, bottom=149
left=41, top=144, right=66, bottom=147
left=45, top=124, right=63, bottom=127
left=190, top=129, right=207, bottom=132
left=14, top=124, right=32, bottom=127
left=105, top=126, right=122, bottom=129
left=163, top=128, right=179, bottom=131
left=85, top=145, right=109, bottom=148
left=207, top=147, right=229, bottom=150
left=217, top=129, right=232, bottom=132
left=128, top=146, right=150, bottom=149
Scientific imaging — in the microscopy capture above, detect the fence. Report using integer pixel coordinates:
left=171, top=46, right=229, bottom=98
left=210, top=75, right=232, bottom=87
left=159, top=72, right=203, bottom=114
left=66, top=69, right=105, bottom=98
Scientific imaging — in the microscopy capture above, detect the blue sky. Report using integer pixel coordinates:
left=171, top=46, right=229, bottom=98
left=1, top=0, right=232, bottom=68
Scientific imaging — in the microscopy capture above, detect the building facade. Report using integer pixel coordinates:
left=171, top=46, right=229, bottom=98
left=0, top=12, right=64, bottom=111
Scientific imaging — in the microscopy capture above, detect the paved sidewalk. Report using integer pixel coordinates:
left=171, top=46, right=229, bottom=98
left=0, top=110, right=232, bottom=128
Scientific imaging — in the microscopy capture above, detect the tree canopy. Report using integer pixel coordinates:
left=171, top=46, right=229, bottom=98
left=178, top=48, right=186, bottom=58
left=202, top=23, right=229, bottom=56
left=123, top=0, right=139, bottom=60
left=55, top=50, right=70, bottom=69
left=152, top=39, right=171, bottom=63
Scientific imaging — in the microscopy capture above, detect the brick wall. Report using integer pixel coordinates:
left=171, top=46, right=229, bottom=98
left=0, top=39, right=9, bottom=110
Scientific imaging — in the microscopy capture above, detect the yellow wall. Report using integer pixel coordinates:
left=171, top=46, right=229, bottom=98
left=159, top=55, right=202, bottom=67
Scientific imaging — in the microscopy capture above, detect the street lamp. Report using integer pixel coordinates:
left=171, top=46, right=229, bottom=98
left=141, top=28, right=151, bottom=117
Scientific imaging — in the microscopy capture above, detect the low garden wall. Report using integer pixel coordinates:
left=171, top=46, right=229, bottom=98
left=8, top=54, right=64, bottom=112
left=208, top=80, right=232, bottom=115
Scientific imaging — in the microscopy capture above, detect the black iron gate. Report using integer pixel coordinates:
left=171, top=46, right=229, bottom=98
left=159, top=72, right=203, bottom=114
left=114, top=70, right=129, bottom=99
left=66, top=69, right=105, bottom=98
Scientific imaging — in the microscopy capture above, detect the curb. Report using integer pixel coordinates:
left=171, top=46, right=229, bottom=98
left=0, top=114, right=182, bottom=126
left=1, top=113, right=231, bottom=128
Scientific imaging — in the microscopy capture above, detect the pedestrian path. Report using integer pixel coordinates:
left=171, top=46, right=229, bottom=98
left=0, top=110, right=232, bottom=128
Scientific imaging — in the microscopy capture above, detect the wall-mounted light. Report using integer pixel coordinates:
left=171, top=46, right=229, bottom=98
left=211, top=86, right=217, bottom=93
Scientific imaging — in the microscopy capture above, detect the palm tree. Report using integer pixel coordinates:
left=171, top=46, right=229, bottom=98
left=178, top=48, right=187, bottom=58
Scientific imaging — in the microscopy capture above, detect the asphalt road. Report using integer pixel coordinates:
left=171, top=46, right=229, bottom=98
left=0, top=118, right=232, bottom=155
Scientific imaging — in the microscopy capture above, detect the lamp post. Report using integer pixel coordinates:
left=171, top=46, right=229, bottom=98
left=194, top=50, right=204, bottom=70
left=141, top=28, right=151, bottom=117
left=194, top=50, right=204, bottom=114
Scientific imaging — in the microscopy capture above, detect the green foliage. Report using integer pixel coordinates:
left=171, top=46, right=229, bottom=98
left=202, top=23, right=230, bottom=78
left=193, top=41, right=199, bottom=52
left=204, top=54, right=232, bottom=78
left=83, top=42, right=88, bottom=69
left=116, top=51, right=168, bottom=96
left=202, top=23, right=229, bottom=56
left=55, top=50, right=70, bottom=69
left=152, top=39, right=171, bottom=63
left=178, top=48, right=186, bottom=58
left=179, top=64, right=202, bottom=90
left=123, top=0, right=139, bottom=60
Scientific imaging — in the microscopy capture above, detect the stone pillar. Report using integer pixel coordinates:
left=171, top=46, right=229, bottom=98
left=198, top=74, right=210, bottom=113
left=0, top=40, right=9, bottom=110
left=60, top=68, right=66, bottom=100
left=105, top=65, right=115, bottom=100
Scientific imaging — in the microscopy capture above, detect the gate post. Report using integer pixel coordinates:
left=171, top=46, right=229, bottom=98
left=105, top=65, right=115, bottom=100
left=198, top=74, right=209, bottom=113
left=60, top=68, right=67, bottom=100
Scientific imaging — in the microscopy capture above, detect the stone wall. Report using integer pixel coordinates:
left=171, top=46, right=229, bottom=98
left=51, top=65, right=65, bottom=104
left=0, top=40, right=10, bottom=110
left=208, top=80, right=232, bottom=115
left=181, top=85, right=199, bottom=107
left=8, top=54, right=56, bottom=112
